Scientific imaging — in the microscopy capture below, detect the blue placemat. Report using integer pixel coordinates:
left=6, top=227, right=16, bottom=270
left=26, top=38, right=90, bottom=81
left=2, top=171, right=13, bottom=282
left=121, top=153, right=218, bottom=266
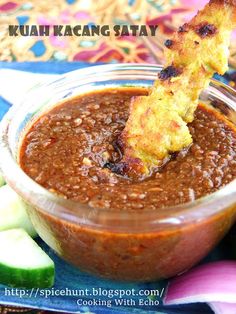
left=0, top=61, right=231, bottom=314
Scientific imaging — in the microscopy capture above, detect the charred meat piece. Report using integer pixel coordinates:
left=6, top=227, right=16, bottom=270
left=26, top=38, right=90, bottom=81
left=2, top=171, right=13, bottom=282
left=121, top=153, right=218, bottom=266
left=113, top=0, right=236, bottom=178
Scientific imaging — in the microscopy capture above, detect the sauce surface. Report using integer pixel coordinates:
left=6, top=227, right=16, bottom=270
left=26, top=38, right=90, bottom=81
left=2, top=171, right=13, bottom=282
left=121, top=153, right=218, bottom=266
left=19, top=88, right=236, bottom=211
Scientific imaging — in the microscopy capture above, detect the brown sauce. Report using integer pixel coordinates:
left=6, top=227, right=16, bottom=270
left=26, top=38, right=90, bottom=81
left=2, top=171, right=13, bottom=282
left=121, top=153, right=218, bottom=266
left=19, top=87, right=236, bottom=211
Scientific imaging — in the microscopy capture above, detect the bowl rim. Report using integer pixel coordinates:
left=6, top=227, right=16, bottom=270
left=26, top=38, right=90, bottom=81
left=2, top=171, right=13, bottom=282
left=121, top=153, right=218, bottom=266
left=1, top=63, right=236, bottom=232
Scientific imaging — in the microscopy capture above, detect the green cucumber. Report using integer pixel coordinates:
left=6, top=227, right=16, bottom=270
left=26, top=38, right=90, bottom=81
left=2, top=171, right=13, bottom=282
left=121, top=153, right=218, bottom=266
left=0, top=228, right=55, bottom=288
left=0, top=173, right=5, bottom=187
left=0, top=185, right=37, bottom=237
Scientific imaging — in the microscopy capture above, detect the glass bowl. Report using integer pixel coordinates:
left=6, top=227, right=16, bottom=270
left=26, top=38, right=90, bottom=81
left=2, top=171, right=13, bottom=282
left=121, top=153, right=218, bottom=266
left=0, top=64, right=236, bottom=282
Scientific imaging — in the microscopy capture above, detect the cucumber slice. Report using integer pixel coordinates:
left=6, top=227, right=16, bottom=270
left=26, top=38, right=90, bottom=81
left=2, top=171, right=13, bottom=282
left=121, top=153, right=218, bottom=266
left=0, top=173, right=5, bottom=187
left=0, top=229, right=55, bottom=288
left=0, top=185, right=37, bottom=237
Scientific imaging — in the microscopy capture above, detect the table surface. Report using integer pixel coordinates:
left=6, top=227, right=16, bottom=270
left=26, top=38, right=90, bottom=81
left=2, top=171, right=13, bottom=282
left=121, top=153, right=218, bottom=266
left=0, top=61, right=235, bottom=314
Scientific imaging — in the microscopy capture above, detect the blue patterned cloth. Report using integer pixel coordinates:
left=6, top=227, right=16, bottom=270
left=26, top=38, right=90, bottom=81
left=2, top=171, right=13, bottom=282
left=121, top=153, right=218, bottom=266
left=1, top=61, right=234, bottom=314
